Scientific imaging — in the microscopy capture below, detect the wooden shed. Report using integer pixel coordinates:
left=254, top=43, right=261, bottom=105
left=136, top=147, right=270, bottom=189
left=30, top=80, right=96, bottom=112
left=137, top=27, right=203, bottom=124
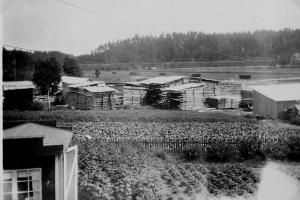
left=251, top=84, right=300, bottom=119
left=3, top=81, right=35, bottom=110
left=65, top=85, right=121, bottom=110
left=3, top=122, right=77, bottom=200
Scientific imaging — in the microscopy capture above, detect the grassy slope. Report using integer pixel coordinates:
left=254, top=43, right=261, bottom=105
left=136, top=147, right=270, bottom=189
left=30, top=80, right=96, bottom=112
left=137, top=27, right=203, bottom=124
left=3, top=110, right=253, bottom=123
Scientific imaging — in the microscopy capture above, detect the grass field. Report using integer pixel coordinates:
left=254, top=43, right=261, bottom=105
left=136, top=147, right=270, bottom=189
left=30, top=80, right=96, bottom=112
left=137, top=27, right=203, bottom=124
left=3, top=109, right=253, bottom=122
left=83, top=65, right=300, bottom=83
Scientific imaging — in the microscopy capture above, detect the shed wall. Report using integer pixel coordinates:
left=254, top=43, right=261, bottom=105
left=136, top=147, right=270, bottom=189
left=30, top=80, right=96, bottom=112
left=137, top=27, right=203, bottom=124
left=253, top=91, right=277, bottom=118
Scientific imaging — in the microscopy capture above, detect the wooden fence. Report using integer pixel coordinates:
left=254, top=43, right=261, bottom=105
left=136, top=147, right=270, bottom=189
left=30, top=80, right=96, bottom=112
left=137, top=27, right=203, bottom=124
left=91, top=138, right=237, bottom=153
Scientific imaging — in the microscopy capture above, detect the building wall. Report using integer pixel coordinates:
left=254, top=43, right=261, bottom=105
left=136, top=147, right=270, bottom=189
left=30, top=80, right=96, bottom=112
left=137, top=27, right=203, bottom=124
left=3, top=89, right=34, bottom=110
left=253, top=90, right=300, bottom=119
left=3, top=138, right=59, bottom=200
left=253, top=91, right=277, bottom=119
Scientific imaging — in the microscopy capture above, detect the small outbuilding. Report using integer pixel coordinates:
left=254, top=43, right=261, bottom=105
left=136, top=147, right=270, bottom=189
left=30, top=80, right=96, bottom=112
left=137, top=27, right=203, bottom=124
left=3, top=81, right=35, bottom=110
left=3, top=122, right=78, bottom=200
left=251, top=83, right=300, bottom=119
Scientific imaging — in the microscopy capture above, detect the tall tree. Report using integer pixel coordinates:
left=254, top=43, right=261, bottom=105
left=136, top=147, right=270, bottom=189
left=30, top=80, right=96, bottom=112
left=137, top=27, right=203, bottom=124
left=63, top=57, right=82, bottom=77
left=33, top=57, right=62, bottom=95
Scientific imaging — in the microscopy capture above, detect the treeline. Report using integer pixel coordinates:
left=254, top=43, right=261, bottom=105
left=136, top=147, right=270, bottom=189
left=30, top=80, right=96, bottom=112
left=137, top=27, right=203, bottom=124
left=77, top=29, right=300, bottom=64
left=3, top=48, right=81, bottom=81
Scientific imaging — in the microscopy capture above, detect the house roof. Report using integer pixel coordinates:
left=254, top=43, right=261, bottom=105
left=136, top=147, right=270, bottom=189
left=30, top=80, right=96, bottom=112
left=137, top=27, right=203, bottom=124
left=84, top=86, right=117, bottom=93
left=3, top=123, right=73, bottom=149
left=163, top=83, right=205, bottom=92
left=251, top=83, right=300, bottom=101
left=70, top=81, right=105, bottom=88
left=3, top=81, right=35, bottom=91
left=138, top=76, right=186, bottom=85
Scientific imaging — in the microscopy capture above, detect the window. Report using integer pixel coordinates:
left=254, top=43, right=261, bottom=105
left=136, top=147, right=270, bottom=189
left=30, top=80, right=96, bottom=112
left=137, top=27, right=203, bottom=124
left=3, top=169, right=42, bottom=200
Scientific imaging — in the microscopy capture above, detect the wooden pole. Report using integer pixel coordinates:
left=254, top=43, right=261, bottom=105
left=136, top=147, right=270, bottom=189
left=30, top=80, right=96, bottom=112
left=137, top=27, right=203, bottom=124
left=48, top=89, right=51, bottom=110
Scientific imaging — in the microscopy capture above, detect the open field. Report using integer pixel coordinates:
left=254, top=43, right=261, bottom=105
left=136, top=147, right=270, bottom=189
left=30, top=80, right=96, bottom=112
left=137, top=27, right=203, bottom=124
left=83, top=65, right=300, bottom=83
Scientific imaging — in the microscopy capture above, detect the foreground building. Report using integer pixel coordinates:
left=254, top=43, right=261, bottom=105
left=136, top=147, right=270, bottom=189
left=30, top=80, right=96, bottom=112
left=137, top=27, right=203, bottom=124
left=3, top=122, right=77, bottom=200
left=251, top=83, right=300, bottom=119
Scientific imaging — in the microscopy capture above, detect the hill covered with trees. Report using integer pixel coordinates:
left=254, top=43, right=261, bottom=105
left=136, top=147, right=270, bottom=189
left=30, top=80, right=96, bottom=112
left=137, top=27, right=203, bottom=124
left=77, top=29, right=300, bottom=65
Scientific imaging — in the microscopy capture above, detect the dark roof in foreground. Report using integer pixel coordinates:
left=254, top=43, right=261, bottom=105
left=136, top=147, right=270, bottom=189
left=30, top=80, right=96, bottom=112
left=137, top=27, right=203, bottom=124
left=3, top=123, right=73, bottom=148
left=3, top=81, right=35, bottom=91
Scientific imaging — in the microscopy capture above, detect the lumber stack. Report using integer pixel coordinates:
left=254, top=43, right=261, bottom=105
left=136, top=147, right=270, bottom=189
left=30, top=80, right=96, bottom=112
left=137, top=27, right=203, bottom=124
left=123, top=85, right=146, bottom=106
left=111, top=93, right=123, bottom=109
left=161, top=84, right=207, bottom=110
left=214, top=83, right=242, bottom=108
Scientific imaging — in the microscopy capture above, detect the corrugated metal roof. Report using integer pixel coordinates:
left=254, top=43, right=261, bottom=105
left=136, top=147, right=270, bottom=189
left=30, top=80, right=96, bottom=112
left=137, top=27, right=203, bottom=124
left=251, top=83, right=300, bottom=101
left=163, top=83, right=205, bottom=92
left=139, top=76, right=186, bottom=85
left=3, top=81, right=35, bottom=91
left=3, top=123, right=72, bottom=149
left=70, top=81, right=105, bottom=88
left=84, top=86, right=117, bottom=93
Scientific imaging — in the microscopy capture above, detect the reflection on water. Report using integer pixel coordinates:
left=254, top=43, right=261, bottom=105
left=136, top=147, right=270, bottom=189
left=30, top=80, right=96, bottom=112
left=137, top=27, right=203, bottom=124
left=256, top=162, right=300, bottom=200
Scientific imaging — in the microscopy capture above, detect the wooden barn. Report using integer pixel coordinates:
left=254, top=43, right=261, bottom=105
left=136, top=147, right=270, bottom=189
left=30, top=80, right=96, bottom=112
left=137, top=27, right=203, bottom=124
left=3, top=81, right=35, bottom=110
left=123, top=76, right=187, bottom=106
left=161, top=83, right=206, bottom=110
left=3, top=122, right=77, bottom=200
left=65, top=85, right=121, bottom=110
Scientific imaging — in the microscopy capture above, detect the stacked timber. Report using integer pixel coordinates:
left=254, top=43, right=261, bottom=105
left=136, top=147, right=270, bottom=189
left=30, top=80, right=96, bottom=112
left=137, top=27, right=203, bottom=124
left=65, top=85, right=120, bottom=110
left=123, top=83, right=146, bottom=106
left=161, top=83, right=206, bottom=110
left=214, top=82, right=242, bottom=108
left=111, top=93, right=123, bottom=109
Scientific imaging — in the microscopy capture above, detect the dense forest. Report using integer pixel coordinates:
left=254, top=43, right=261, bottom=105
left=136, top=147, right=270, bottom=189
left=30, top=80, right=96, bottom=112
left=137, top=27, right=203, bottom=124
left=3, top=28, right=300, bottom=80
left=77, top=29, right=300, bottom=64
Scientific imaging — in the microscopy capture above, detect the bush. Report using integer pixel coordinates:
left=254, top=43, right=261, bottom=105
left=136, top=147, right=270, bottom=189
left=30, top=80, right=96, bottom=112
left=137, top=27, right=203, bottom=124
left=204, top=143, right=240, bottom=162
left=29, top=101, right=48, bottom=111
left=291, top=116, right=300, bottom=126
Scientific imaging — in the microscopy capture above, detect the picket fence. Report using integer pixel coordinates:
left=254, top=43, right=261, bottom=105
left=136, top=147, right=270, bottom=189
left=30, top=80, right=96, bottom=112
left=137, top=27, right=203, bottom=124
left=97, top=138, right=237, bottom=153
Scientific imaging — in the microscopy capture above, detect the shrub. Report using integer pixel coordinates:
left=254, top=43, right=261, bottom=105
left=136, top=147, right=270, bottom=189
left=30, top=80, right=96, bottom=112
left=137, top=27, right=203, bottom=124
left=29, top=101, right=48, bottom=111
left=204, top=143, right=240, bottom=162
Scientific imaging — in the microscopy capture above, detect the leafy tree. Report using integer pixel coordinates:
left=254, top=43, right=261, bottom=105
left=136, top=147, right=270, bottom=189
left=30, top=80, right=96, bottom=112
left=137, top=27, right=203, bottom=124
left=142, top=84, right=163, bottom=107
left=63, top=57, right=82, bottom=77
left=33, top=57, right=62, bottom=95
left=95, top=69, right=101, bottom=78
left=3, top=48, right=33, bottom=81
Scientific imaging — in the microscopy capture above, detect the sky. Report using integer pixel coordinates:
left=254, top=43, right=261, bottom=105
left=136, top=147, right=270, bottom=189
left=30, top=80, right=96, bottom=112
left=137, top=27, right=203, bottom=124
left=2, top=0, right=300, bottom=55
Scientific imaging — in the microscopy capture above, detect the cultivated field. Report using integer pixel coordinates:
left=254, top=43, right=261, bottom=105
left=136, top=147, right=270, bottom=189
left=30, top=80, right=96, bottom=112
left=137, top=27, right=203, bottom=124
left=5, top=110, right=300, bottom=200
left=83, top=65, right=300, bottom=83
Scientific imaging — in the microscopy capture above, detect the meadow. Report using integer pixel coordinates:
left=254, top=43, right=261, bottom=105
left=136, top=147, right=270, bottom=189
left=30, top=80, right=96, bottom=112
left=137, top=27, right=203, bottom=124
left=82, top=65, right=300, bottom=83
